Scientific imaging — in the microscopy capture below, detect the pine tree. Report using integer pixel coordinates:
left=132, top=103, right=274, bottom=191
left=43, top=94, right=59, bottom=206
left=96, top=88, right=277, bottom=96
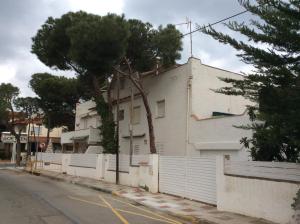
left=203, top=0, right=300, bottom=162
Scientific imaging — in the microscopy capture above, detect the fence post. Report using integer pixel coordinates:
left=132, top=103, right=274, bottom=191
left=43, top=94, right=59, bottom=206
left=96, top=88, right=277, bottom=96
left=216, top=155, right=226, bottom=210
left=96, top=154, right=105, bottom=179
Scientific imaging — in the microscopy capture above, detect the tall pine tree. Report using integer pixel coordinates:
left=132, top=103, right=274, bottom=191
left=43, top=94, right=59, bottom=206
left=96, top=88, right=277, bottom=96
left=203, top=0, right=300, bottom=162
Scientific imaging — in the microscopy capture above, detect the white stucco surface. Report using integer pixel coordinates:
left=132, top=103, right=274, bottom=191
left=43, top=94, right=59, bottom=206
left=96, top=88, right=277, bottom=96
left=35, top=153, right=159, bottom=193
left=188, top=111, right=252, bottom=160
left=62, top=57, right=252, bottom=158
left=216, top=156, right=300, bottom=224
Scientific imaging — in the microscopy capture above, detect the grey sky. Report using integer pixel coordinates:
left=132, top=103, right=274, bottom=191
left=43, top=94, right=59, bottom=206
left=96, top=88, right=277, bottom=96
left=0, top=0, right=253, bottom=97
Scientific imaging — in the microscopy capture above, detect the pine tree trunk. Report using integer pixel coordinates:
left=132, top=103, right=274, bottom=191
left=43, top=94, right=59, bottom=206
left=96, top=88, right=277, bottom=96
left=140, top=91, right=156, bottom=154
left=128, top=75, right=157, bottom=154
left=27, top=122, right=31, bottom=157
left=16, top=135, right=21, bottom=166
left=92, top=75, right=102, bottom=98
left=45, top=117, right=51, bottom=150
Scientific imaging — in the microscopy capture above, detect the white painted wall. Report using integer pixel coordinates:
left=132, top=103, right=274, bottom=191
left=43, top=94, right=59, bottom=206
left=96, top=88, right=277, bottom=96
left=34, top=153, right=159, bottom=193
left=112, top=57, right=251, bottom=157
left=114, top=63, right=189, bottom=156
left=190, top=58, right=248, bottom=119
left=63, top=57, right=251, bottom=157
left=216, top=156, right=300, bottom=224
left=75, top=101, right=100, bottom=131
left=61, top=100, right=101, bottom=151
left=188, top=111, right=252, bottom=160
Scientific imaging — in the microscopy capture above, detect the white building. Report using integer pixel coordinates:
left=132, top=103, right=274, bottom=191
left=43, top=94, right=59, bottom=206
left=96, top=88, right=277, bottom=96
left=61, top=101, right=101, bottom=153
left=62, top=57, right=252, bottom=159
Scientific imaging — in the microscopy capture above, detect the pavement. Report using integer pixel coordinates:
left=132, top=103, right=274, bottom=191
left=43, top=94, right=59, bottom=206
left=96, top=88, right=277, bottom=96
left=20, top=168, right=276, bottom=224
left=0, top=160, right=16, bottom=168
left=0, top=169, right=188, bottom=224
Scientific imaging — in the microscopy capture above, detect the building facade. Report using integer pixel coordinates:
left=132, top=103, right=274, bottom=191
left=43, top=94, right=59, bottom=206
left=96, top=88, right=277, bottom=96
left=61, top=101, right=101, bottom=153
left=111, top=57, right=252, bottom=159
left=62, top=57, right=252, bottom=159
left=0, top=117, right=63, bottom=162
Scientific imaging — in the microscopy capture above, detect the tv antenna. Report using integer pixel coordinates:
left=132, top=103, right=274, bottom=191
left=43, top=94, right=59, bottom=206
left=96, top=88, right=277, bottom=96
left=176, top=17, right=193, bottom=57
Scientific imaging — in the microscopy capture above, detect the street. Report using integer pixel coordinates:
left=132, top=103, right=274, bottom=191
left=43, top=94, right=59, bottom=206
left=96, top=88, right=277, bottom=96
left=0, top=169, right=188, bottom=224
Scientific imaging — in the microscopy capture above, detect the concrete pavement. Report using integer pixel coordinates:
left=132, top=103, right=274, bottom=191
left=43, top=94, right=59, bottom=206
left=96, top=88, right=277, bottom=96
left=20, top=168, right=276, bottom=224
left=0, top=169, right=188, bottom=224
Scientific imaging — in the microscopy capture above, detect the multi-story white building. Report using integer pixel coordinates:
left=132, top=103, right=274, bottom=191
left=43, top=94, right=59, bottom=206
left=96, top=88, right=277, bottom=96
left=62, top=57, right=252, bottom=159
left=113, top=57, right=252, bottom=159
left=61, top=101, right=101, bottom=153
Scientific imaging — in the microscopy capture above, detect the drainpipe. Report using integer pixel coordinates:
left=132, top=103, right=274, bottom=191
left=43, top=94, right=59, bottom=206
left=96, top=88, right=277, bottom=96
left=129, top=87, right=134, bottom=166
left=185, top=76, right=192, bottom=156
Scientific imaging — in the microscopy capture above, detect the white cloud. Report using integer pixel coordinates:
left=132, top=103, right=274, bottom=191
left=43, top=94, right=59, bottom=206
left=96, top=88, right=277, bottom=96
left=67, top=0, right=124, bottom=15
left=0, top=63, right=16, bottom=83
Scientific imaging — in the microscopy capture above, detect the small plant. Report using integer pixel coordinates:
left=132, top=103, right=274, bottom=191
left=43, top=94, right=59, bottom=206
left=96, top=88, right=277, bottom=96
left=139, top=185, right=149, bottom=192
left=292, top=188, right=300, bottom=210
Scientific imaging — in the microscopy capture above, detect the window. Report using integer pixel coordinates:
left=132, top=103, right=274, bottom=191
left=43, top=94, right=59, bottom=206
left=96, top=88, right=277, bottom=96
left=134, top=144, right=140, bottom=155
left=83, top=118, right=88, bottom=129
left=31, top=126, right=42, bottom=136
left=156, top=100, right=165, bottom=118
left=133, top=106, right=141, bottom=124
left=156, top=142, right=164, bottom=155
left=118, top=109, right=124, bottom=121
left=120, top=77, right=125, bottom=90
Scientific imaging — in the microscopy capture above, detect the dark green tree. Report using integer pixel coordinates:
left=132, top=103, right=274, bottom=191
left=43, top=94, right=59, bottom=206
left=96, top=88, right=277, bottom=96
left=32, top=12, right=182, bottom=154
left=30, top=73, right=81, bottom=148
left=115, top=20, right=182, bottom=154
left=14, top=97, right=40, bottom=157
left=203, top=0, right=300, bottom=162
left=32, top=12, right=129, bottom=153
left=0, top=83, right=24, bottom=165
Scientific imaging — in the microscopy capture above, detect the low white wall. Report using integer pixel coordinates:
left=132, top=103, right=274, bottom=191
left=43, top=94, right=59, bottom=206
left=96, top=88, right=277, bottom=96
left=34, top=153, right=159, bottom=193
left=216, top=156, right=300, bottom=224
left=103, top=154, right=159, bottom=193
left=40, top=163, right=62, bottom=173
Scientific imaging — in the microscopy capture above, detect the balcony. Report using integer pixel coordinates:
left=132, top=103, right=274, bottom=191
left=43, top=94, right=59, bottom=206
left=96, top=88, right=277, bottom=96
left=61, top=127, right=100, bottom=145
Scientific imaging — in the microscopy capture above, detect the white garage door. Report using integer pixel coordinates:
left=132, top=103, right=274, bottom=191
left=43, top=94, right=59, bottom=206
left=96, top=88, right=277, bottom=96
left=159, top=156, right=216, bottom=205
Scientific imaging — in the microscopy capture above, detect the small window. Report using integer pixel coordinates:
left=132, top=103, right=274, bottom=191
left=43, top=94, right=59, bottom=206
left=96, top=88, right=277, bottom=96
left=31, top=126, right=42, bottom=136
left=133, top=106, right=141, bottom=124
left=156, top=100, right=165, bottom=118
left=134, top=144, right=140, bottom=155
left=156, top=142, right=164, bottom=155
left=118, top=109, right=124, bottom=121
left=83, top=118, right=88, bottom=129
left=120, top=77, right=125, bottom=90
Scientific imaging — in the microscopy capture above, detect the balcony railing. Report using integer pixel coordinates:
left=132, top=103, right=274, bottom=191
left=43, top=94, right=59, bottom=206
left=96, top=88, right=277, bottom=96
left=61, top=127, right=100, bottom=145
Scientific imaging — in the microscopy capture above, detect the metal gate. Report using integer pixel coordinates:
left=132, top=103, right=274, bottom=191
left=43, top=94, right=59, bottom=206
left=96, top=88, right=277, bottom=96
left=159, top=156, right=217, bottom=205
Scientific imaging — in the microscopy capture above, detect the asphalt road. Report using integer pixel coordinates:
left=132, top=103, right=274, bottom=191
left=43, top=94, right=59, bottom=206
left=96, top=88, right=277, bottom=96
left=0, top=169, right=188, bottom=224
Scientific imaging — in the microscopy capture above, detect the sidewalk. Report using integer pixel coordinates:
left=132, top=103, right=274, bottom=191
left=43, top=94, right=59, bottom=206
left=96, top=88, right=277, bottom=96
left=22, top=168, right=275, bottom=224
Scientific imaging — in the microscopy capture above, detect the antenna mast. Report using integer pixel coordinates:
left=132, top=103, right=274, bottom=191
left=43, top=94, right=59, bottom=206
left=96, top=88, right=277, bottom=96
left=176, top=17, right=193, bottom=58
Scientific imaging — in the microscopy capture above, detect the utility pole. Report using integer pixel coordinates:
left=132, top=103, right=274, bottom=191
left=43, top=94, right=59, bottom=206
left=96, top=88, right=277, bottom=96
left=189, top=18, right=193, bottom=57
left=34, top=114, right=41, bottom=171
left=129, top=87, right=134, bottom=165
left=116, top=72, right=120, bottom=184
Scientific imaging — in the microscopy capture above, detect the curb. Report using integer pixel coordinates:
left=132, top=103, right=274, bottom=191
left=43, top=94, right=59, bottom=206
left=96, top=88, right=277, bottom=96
left=112, top=191, right=216, bottom=224
left=23, top=169, right=215, bottom=224
left=22, top=169, right=113, bottom=194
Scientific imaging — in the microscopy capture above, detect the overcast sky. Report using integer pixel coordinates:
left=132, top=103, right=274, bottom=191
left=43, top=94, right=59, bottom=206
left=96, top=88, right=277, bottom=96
left=0, top=0, right=253, bottom=97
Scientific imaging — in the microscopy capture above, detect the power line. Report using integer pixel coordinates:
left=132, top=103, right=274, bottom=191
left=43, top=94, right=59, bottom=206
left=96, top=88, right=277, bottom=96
left=181, top=9, right=249, bottom=37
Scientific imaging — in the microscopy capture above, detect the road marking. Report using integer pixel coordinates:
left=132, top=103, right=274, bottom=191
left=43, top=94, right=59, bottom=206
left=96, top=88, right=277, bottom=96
left=68, top=195, right=178, bottom=224
left=98, top=195, right=129, bottom=224
left=117, top=208, right=178, bottom=224
left=68, top=196, right=106, bottom=208
left=111, top=197, right=182, bottom=224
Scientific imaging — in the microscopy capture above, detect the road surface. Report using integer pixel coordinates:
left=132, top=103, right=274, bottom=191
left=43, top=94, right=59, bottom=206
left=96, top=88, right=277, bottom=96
left=0, top=169, right=188, bottom=224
